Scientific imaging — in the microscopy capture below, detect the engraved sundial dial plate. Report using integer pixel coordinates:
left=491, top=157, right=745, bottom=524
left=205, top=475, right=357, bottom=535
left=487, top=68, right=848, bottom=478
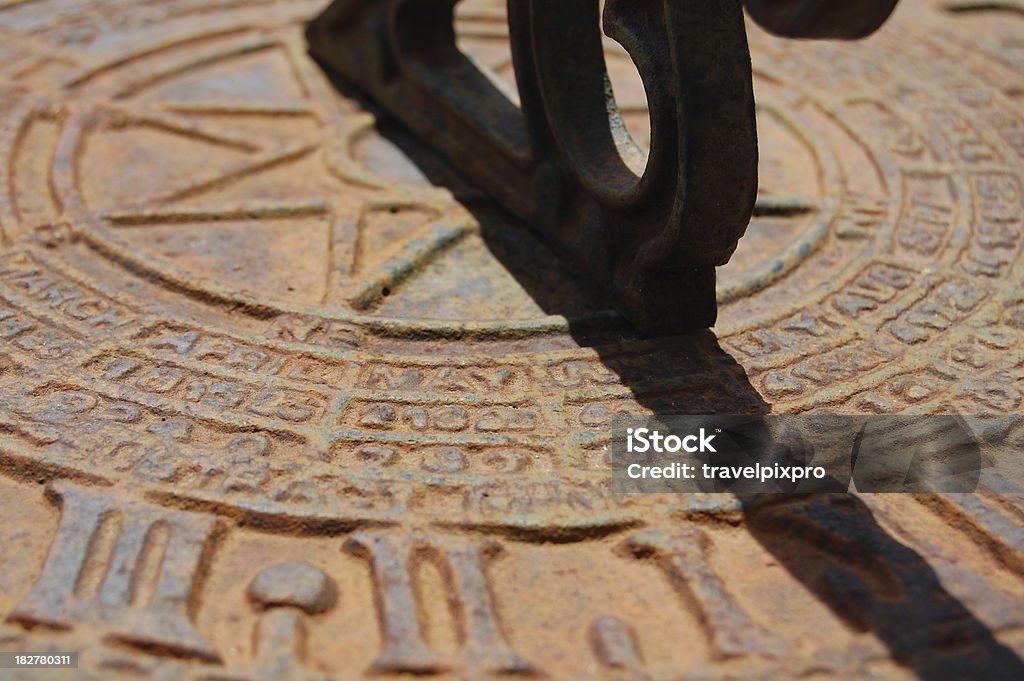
left=1, top=0, right=1023, bottom=678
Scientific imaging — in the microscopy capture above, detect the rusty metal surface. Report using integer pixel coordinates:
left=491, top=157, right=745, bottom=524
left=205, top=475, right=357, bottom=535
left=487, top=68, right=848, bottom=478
left=307, top=0, right=759, bottom=335
left=0, top=0, right=1022, bottom=679
left=744, top=0, right=901, bottom=39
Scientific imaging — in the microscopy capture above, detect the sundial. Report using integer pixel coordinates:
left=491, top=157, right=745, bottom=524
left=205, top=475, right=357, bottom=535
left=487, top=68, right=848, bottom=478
left=0, top=0, right=1023, bottom=679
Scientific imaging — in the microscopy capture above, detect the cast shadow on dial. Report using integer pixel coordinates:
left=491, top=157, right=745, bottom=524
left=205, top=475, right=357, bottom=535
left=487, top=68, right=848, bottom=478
left=328, top=69, right=1024, bottom=678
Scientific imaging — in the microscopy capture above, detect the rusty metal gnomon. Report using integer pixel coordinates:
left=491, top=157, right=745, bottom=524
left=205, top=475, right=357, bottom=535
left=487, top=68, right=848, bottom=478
left=744, top=0, right=900, bottom=39
left=307, top=0, right=899, bottom=334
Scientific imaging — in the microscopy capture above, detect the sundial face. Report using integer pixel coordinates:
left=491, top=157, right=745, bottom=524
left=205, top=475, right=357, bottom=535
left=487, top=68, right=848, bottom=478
left=1, top=0, right=1024, bottom=679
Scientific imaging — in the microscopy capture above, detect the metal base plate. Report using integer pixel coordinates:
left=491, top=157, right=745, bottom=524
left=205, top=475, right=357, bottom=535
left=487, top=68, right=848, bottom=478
left=0, top=0, right=1023, bottom=678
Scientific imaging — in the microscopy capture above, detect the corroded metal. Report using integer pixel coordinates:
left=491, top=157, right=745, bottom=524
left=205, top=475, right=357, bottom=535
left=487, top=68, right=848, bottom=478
left=306, top=0, right=901, bottom=335
left=308, top=0, right=759, bottom=334
left=744, top=0, right=901, bottom=39
left=0, top=0, right=1023, bottom=680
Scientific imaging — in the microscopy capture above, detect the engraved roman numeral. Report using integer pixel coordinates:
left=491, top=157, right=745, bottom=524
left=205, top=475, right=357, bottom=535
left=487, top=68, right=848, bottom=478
left=620, top=529, right=784, bottom=661
left=344, top=531, right=533, bottom=676
left=589, top=616, right=650, bottom=681
left=919, top=494, right=1024, bottom=575
left=8, top=482, right=222, bottom=662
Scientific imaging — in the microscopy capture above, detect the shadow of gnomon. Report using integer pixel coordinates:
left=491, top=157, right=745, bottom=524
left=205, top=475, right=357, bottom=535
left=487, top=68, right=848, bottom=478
left=313, top=42, right=1024, bottom=681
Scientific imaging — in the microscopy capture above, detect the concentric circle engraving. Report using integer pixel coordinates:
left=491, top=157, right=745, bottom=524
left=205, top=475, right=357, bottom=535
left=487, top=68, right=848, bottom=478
left=1, top=0, right=1023, bottom=679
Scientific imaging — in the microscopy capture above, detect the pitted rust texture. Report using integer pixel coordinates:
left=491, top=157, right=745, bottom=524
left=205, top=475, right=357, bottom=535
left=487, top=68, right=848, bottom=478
left=0, top=0, right=1023, bottom=679
left=305, top=0, right=903, bottom=335
left=308, top=0, right=761, bottom=335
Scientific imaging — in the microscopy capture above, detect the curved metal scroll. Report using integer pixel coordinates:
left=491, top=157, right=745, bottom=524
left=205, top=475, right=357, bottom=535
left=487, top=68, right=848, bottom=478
left=744, top=0, right=900, bottom=39
left=307, top=0, right=758, bottom=335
